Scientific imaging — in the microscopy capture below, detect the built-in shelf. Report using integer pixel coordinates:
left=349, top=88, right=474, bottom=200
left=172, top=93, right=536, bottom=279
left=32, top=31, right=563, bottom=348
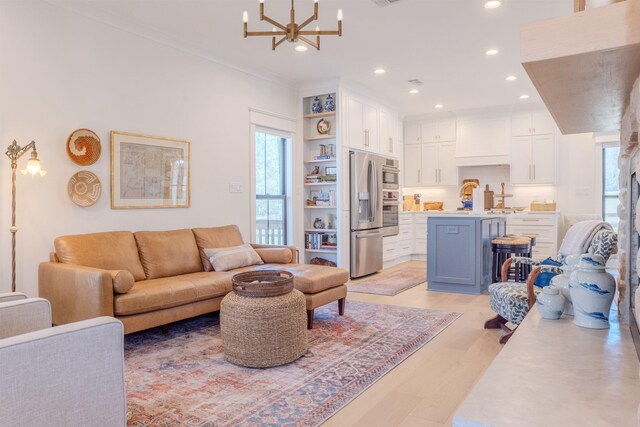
left=305, top=135, right=336, bottom=141
left=304, top=158, right=337, bottom=163
left=305, top=248, right=337, bottom=253
left=304, top=205, right=336, bottom=209
left=304, top=182, right=336, bottom=186
left=521, top=1, right=640, bottom=134
left=303, top=111, right=336, bottom=119
left=304, top=228, right=337, bottom=233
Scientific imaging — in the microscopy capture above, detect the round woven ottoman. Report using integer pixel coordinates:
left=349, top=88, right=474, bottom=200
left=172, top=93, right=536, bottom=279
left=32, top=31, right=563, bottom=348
left=220, top=272, right=308, bottom=368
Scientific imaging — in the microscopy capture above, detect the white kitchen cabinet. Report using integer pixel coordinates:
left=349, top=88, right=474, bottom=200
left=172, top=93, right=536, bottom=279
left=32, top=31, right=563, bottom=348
left=364, top=103, right=379, bottom=152
left=404, top=144, right=421, bottom=187
left=510, top=134, right=557, bottom=185
left=511, top=111, right=555, bottom=136
left=379, top=109, right=401, bottom=157
left=455, top=115, right=510, bottom=165
left=421, top=118, right=456, bottom=143
left=507, top=213, right=560, bottom=259
left=347, top=96, right=365, bottom=151
left=403, top=142, right=457, bottom=187
left=437, top=142, right=457, bottom=186
left=404, top=122, right=422, bottom=145
left=346, top=95, right=380, bottom=153
left=420, top=144, right=439, bottom=186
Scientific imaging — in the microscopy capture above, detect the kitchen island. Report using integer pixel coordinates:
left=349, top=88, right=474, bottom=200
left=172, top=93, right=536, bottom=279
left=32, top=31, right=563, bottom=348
left=426, top=214, right=506, bottom=294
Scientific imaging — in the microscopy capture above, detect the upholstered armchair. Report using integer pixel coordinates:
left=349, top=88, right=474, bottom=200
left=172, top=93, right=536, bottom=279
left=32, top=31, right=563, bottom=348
left=485, top=225, right=618, bottom=344
left=0, top=293, right=127, bottom=426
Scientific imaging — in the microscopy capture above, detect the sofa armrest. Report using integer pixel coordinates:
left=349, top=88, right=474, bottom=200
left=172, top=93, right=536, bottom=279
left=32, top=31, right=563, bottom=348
left=0, top=292, right=27, bottom=303
left=39, top=262, right=114, bottom=326
left=0, top=317, right=126, bottom=426
left=251, top=243, right=298, bottom=264
left=0, top=298, right=52, bottom=340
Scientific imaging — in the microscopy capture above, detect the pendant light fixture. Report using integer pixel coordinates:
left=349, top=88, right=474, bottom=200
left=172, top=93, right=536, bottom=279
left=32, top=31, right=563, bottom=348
left=243, top=0, right=343, bottom=51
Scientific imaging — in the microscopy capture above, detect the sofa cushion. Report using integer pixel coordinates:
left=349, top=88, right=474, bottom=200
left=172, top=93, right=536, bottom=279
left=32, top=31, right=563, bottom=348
left=114, top=271, right=237, bottom=316
left=204, top=244, right=263, bottom=272
left=54, top=231, right=146, bottom=281
left=109, top=270, right=135, bottom=294
left=247, top=264, right=348, bottom=294
left=254, top=247, right=293, bottom=264
left=134, top=229, right=203, bottom=280
left=192, top=225, right=245, bottom=271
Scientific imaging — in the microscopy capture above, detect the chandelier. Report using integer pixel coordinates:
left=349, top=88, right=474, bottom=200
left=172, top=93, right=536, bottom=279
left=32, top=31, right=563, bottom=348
left=243, top=0, right=343, bottom=51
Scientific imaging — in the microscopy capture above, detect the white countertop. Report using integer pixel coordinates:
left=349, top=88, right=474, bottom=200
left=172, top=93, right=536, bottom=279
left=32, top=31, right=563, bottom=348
left=453, top=306, right=640, bottom=427
left=400, top=210, right=560, bottom=216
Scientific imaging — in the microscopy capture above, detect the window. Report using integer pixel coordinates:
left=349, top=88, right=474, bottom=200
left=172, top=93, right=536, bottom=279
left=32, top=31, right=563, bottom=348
left=255, top=130, right=289, bottom=245
left=602, top=145, right=620, bottom=229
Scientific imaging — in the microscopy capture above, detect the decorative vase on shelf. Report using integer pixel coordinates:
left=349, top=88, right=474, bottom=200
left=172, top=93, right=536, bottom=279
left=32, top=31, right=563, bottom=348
left=536, top=285, right=565, bottom=320
left=324, top=94, right=336, bottom=112
left=311, top=97, right=323, bottom=114
left=569, top=254, right=616, bottom=329
left=550, top=254, right=580, bottom=315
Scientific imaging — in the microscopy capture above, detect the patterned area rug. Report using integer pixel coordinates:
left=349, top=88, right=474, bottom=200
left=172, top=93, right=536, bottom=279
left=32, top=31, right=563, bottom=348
left=125, top=300, right=459, bottom=426
left=348, top=267, right=427, bottom=295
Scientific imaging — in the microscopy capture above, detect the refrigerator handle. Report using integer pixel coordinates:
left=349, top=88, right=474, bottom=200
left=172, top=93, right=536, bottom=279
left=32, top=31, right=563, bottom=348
left=367, top=160, right=374, bottom=222
left=372, top=160, right=378, bottom=222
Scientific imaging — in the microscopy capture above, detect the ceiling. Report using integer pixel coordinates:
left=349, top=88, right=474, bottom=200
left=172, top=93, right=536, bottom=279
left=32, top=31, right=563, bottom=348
left=49, top=0, right=573, bottom=115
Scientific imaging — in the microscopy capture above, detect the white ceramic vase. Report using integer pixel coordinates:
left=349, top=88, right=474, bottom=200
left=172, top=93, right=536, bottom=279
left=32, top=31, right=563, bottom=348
left=550, top=254, right=580, bottom=316
left=536, top=285, right=565, bottom=320
left=569, top=254, right=616, bottom=329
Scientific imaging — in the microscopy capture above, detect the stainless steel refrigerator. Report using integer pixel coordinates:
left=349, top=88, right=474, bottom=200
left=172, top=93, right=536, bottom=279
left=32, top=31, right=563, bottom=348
left=350, top=151, right=384, bottom=278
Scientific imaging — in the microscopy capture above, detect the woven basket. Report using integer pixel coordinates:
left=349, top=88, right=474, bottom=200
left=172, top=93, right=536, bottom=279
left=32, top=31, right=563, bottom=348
left=232, top=270, right=294, bottom=298
left=220, top=289, right=308, bottom=368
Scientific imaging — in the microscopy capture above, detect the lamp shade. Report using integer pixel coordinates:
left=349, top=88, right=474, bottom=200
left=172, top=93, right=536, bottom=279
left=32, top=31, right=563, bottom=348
left=21, top=157, right=46, bottom=176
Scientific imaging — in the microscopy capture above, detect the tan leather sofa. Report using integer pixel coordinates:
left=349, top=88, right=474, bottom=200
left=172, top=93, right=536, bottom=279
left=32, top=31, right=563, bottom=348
left=39, top=225, right=348, bottom=333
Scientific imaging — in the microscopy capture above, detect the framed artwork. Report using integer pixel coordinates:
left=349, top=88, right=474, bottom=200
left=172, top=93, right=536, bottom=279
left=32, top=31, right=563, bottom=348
left=110, top=131, right=190, bottom=209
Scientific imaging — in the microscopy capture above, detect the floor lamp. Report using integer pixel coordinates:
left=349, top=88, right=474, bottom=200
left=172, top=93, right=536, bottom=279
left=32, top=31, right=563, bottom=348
left=5, top=140, right=46, bottom=292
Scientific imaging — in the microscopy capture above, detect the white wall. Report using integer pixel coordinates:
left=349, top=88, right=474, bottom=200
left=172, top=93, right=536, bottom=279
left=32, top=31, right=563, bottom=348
left=0, top=1, right=297, bottom=296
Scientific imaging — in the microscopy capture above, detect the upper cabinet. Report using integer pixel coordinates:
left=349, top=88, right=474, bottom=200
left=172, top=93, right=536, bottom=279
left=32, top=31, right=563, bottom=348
left=379, top=109, right=402, bottom=158
left=345, top=93, right=402, bottom=157
left=510, top=134, right=557, bottom=185
left=511, top=111, right=556, bottom=136
left=455, top=115, right=510, bottom=166
left=420, top=119, right=456, bottom=143
left=403, top=142, right=457, bottom=187
left=404, top=123, right=422, bottom=145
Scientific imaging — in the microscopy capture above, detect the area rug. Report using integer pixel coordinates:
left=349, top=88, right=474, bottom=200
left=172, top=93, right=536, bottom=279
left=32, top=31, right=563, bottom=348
left=125, top=300, right=459, bottom=426
left=348, top=267, right=427, bottom=295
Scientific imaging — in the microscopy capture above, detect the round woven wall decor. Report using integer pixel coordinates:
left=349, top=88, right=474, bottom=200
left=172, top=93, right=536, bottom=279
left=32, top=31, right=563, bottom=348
left=67, top=171, right=102, bottom=207
left=66, top=128, right=101, bottom=165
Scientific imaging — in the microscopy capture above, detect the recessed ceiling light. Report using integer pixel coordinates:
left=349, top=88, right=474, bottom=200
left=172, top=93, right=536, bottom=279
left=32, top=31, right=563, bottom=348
left=520, top=94, right=530, bottom=99
left=505, top=75, right=517, bottom=81
left=434, top=104, right=444, bottom=109
left=409, top=89, right=419, bottom=94
left=485, top=48, right=499, bottom=56
left=295, top=44, right=308, bottom=52
left=484, top=0, right=502, bottom=9
left=374, top=68, right=386, bottom=75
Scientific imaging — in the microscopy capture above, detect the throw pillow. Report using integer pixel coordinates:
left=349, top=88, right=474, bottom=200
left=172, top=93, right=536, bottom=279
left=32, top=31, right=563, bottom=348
left=204, top=244, right=264, bottom=272
left=254, top=247, right=293, bottom=264
left=534, top=257, right=562, bottom=288
left=109, top=270, right=135, bottom=294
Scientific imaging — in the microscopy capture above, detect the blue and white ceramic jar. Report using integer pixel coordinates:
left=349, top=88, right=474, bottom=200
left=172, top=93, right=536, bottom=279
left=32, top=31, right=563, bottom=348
left=569, top=254, right=616, bottom=329
left=311, top=97, right=323, bottom=114
left=324, top=94, right=336, bottom=112
left=536, top=285, right=565, bottom=320
left=550, top=254, right=580, bottom=316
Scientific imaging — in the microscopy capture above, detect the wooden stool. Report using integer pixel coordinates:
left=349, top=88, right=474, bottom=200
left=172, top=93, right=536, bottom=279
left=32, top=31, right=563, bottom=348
left=491, top=236, right=534, bottom=283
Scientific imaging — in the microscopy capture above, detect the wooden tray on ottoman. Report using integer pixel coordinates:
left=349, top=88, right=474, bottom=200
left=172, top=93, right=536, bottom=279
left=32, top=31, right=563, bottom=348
left=231, top=270, right=294, bottom=298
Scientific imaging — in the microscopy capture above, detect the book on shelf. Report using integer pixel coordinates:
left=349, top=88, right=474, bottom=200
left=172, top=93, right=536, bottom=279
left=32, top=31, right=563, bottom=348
left=314, top=155, right=336, bottom=160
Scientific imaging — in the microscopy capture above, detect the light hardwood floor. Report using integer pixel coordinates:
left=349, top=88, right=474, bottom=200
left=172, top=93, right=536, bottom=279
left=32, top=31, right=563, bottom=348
left=322, top=261, right=504, bottom=427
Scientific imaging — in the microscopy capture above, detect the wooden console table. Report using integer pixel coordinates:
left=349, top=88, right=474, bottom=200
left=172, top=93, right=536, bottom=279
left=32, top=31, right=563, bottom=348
left=454, top=306, right=640, bottom=426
